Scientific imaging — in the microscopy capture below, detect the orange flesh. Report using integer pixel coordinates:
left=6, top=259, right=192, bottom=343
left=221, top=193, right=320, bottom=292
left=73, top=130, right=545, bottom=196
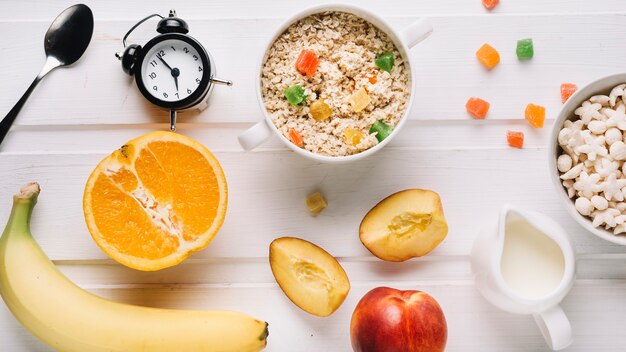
left=91, top=173, right=178, bottom=260
left=84, top=132, right=227, bottom=270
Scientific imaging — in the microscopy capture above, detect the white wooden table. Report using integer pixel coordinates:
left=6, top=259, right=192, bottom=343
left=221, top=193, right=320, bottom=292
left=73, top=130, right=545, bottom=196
left=2, top=1, right=626, bottom=350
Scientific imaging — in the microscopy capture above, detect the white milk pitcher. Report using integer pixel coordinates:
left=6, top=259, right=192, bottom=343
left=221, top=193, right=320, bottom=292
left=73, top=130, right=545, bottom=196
left=471, top=204, right=576, bottom=350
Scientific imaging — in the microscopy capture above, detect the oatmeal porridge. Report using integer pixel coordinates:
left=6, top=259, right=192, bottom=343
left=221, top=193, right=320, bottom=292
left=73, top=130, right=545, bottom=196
left=261, top=11, right=411, bottom=157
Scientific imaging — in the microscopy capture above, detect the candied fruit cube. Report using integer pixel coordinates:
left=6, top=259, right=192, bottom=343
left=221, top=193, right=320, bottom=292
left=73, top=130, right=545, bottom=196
left=465, top=97, right=490, bottom=119
left=306, top=191, right=327, bottom=216
left=482, top=0, right=499, bottom=10
left=284, top=85, right=307, bottom=106
left=343, top=127, right=366, bottom=146
left=516, top=38, right=534, bottom=60
left=560, top=83, right=578, bottom=103
left=349, top=88, right=371, bottom=112
left=309, top=99, right=332, bottom=122
left=476, top=43, right=500, bottom=69
left=375, top=52, right=395, bottom=72
left=369, top=120, right=392, bottom=142
left=295, top=49, right=319, bottom=77
left=289, top=128, right=304, bottom=147
left=507, top=130, right=524, bottom=149
left=368, top=73, right=378, bottom=84
left=525, top=103, right=546, bottom=128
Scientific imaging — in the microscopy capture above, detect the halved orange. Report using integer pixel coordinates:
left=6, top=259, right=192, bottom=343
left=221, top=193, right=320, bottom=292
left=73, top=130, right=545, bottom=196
left=83, top=131, right=227, bottom=271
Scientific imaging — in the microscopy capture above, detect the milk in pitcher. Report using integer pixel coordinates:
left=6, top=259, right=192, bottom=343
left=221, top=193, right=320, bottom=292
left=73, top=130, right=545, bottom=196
left=500, top=218, right=565, bottom=300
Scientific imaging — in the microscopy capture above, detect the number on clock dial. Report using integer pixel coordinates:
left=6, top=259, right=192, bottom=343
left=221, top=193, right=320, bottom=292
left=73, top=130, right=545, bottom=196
left=143, top=39, right=205, bottom=103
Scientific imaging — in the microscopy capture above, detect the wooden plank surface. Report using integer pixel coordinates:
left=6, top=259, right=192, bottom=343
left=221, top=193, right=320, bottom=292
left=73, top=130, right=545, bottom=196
left=2, top=255, right=626, bottom=351
left=0, top=13, right=625, bottom=127
left=1, top=0, right=626, bottom=351
left=1, top=0, right=626, bottom=20
left=0, top=148, right=622, bottom=260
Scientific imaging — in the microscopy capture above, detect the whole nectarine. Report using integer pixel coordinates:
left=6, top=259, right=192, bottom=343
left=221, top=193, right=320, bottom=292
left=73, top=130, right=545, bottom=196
left=350, top=287, right=447, bottom=352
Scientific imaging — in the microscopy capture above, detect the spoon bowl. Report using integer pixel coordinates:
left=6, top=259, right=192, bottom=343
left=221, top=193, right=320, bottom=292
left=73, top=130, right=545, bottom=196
left=45, top=4, right=93, bottom=66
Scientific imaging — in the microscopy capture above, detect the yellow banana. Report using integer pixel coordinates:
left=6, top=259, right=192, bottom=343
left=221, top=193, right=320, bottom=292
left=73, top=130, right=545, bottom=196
left=0, top=183, right=268, bottom=352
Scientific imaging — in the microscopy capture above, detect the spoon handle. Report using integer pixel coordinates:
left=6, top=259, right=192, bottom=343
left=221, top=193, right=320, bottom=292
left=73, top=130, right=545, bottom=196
left=0, top=57, right=60, bottom=146
left=0, top=77, right=42, bottom=145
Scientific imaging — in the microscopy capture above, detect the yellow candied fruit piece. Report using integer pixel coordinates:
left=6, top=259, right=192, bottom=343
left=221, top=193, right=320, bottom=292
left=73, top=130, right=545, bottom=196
left=310, top=99, right=332, bottom=122
left=306, top=191, right=327, bottom=216
left=343, top=128, right=366, bottom=147
left=348, top=88, right=371, bottom=113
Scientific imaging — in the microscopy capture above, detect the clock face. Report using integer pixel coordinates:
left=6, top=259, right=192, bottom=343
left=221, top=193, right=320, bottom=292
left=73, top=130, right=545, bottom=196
left=140, top=38, right=205, bottom=103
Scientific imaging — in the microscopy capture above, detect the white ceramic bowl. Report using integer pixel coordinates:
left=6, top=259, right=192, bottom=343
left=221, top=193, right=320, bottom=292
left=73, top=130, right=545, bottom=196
left=237, top=3, right=432, bottom=163
left=549, top=73, right=626, bottom=245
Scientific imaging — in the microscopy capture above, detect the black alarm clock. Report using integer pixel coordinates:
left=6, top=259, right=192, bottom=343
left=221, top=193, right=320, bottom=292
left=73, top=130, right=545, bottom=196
left=115, top=10, right=232, bottom=131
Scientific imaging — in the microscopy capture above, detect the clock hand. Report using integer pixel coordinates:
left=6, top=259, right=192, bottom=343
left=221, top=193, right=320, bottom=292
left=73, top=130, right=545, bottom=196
left=156, top=54, right=173, bottom=71
left=172, top=68, right=180, bottom=92
left=157, top=54, right=179, bottom=92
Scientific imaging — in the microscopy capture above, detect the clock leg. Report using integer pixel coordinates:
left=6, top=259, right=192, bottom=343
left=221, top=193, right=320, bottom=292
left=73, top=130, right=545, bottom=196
left=170, top=110, right=177, bottom=132
left=210, top=77, right=233, bottom=86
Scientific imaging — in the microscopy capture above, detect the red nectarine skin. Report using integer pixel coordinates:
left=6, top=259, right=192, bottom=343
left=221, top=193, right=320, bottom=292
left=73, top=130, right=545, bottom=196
left=350, top=287, right=447, bottom=352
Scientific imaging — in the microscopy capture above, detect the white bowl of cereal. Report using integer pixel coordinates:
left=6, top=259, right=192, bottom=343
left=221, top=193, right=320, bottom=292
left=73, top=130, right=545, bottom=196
left=238, top=4, right=432, bottom=162
left=550, top=73, right=626, bottom=245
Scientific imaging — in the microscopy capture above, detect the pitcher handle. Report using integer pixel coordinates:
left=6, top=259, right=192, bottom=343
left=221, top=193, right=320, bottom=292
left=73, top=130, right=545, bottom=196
left=238, top=120, right=273, bottom=151
left=532, top=305, right=573, bottom=350
left=400, top=18, right=433, bottom=49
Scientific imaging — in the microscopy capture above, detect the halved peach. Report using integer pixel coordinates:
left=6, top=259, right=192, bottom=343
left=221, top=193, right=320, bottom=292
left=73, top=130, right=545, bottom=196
left=360, top=189, right=448, bottom=262
left=269, top=237, right=350, bottom=317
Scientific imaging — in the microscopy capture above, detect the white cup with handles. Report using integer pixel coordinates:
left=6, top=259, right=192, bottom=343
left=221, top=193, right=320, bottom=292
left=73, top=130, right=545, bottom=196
left=238, top=4, right=433, bottom=163
left=471, top=204, right=576, bottom=350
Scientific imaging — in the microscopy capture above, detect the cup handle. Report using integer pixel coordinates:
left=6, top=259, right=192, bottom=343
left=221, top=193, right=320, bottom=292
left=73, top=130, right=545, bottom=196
left=532, top=305, right=573, bottom=350
left=238, top=120, right=273, bottom=151
left=400, top=18, right=433, bottom=49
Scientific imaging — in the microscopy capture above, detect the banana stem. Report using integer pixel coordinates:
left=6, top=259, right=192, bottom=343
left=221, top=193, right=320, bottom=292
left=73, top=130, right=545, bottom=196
left=16, top=182, right=40, bottom=201
left=2, top=183, right=40, bottom=240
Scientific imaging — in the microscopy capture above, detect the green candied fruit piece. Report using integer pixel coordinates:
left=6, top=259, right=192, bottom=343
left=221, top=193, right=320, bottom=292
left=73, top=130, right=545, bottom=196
left=516, top=38, right=534, bottom=60
left=284, top=85, right=307, bottom=106
left=375, top=52, right=395, bottom=72
left=369, top=120, right=393, bottom=142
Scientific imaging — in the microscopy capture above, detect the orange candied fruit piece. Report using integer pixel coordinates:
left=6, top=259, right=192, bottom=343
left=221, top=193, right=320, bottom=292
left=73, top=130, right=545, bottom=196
left=560, top=83, right=578, bottom=103
left=289, top=128, right=304, bottom=147
left=465, top=97, right=490, bottom=119
left=525, top=103, right=546, bottom=128
left=476, top=44, right=500, bottom=69
left=507, top=130, right=524, bottom=149
left=368, top=72, right=378, bottom=84
left=482, top=0, right=499, bottom=10
left=295, top=49, right=319, bottom=77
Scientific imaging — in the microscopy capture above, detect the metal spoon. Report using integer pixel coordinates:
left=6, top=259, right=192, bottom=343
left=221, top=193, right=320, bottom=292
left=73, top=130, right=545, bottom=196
left=0, top=4, right=94, bottom=146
